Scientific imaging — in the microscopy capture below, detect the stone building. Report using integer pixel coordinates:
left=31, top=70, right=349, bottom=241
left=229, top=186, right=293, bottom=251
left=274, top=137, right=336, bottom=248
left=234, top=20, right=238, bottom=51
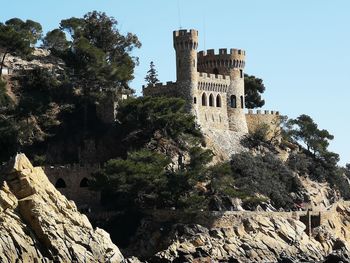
left=143, top=29, right=280, bottom=159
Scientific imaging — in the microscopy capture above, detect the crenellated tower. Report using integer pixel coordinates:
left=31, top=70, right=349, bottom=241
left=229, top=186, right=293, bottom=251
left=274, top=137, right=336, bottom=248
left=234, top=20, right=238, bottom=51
left=173, top=29, right=199, bottom=112
left=197, top=48, right=248, bottom=133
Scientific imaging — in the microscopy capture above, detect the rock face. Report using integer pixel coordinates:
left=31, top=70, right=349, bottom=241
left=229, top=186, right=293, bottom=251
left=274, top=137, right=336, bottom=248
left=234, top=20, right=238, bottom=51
left=0, top=154, right=123, bottom=262
left=126, top=205, right=350, bottom=262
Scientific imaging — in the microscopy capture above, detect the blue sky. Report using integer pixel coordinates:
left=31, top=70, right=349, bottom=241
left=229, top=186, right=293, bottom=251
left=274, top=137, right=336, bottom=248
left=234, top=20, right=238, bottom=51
left=2, top=0, right=349, bottom=165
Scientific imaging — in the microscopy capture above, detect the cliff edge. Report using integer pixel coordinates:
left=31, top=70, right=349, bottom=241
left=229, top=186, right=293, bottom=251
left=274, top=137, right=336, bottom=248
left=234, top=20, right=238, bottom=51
left=0, top=154, right=123, bottom=262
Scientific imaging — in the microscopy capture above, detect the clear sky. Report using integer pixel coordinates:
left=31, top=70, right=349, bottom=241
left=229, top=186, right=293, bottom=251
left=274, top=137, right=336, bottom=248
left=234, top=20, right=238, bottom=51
left=2, top=0, right=349, bottom=165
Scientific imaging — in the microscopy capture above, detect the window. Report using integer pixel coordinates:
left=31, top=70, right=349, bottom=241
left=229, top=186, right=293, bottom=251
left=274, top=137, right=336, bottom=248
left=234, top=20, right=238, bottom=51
left=230, top=95, right=236, bottom=108
left=216, top=94, right=222, bottom=107
left=240, top=69, right=243, bottom=78
left=240, top=96, right=244, bottom=108
left=80, top=178, right=89, bottom=188
left=209, top=94, right=214, bottom=107
left=202, top=93, right=207, bottom=106
left=55, top=178, right=66, bottom=189
left=213, top=68, right=219, bottom=75
left=193, top=97, right=197, bottom=104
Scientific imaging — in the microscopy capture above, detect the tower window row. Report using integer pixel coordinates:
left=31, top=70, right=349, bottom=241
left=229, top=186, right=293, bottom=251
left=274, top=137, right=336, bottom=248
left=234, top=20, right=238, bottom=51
left=196, top=93, right=222, bottom=107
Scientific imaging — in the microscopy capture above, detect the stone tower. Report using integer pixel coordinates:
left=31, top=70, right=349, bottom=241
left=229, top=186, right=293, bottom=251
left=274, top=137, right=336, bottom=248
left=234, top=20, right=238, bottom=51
left=197, top=48, right=248, bottom=133
left=173, top=29, right=199, bottom=112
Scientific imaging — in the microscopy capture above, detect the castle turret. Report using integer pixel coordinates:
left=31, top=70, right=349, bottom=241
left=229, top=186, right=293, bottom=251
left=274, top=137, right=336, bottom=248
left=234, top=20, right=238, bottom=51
left=197, top=48, right=248, bottom=133
left=173, top=29, right=198, bottom=112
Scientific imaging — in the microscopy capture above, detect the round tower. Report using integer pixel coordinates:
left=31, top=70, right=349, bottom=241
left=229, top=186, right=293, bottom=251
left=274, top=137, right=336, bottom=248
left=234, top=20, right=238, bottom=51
left=226, top=49, right=248, bottom=133
left=197, top=48, right=248, bottom=133
left=173, top=29, right=198, bottom=112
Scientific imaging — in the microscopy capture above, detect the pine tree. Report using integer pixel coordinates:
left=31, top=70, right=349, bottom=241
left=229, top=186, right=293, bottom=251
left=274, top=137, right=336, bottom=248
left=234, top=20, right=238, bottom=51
left=145, top=61, right=159, bottom=85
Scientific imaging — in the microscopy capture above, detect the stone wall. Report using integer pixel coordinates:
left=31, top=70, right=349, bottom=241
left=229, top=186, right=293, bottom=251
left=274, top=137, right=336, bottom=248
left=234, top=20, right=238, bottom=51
left=195, top=73, right=230, bottom=130
left=246, top=110, right=281, bottom=141
left=142, top=82, right=178, bottom=97
left=44, top=163, right=101, bottom=209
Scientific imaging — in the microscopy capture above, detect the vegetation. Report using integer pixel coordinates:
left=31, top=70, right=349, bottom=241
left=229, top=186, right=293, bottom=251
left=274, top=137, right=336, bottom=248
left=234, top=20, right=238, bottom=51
left=0, top=12, right=141, bottom=163
left=144, top=61, right=159, bottom=85
left=244, top=74, right=266, bottom=108
left=0, top=18, right=41, bottom=77
left=114, top=96, right=202, bottom=150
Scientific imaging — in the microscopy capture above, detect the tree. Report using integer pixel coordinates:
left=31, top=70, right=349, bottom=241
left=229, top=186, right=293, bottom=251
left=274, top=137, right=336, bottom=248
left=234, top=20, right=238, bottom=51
left=244, top=74, right=265, bottom=108
left=42, top=29, right=70, bottom=53
left=289, top=114, right=334, bottom=157
left=5, top=18, right=42, bottom=46
left=145, top=61, right=159, bottom=85
left=59, top=11, right=141, bottom=90
left=115, top=96, right=201, bottom=149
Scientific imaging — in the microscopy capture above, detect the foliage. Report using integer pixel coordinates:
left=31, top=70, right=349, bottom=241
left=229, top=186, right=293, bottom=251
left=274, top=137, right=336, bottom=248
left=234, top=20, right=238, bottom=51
left=288, top=114, right=334, bottom=157
left=144, top=61, right=159, bottom=85
left=59, top=11, right=141, bottom=90
left=42, top=29, right=70, bottom=53
left=0, top=80, right=12, bottom=108
left=244, top=74, right=266, bottom=109
left=287, top=152, right=350, bottom=199
left=0, top=116, right=18, bottom=162
left=115, top=96, right=201, bottom=149
left=5, top=18, right=42, bottom=46
left=92, top=149, right=170, bottom=209
left=0, top=18, right=39, bottom=77
left=230, top=152, right=302, bottom=209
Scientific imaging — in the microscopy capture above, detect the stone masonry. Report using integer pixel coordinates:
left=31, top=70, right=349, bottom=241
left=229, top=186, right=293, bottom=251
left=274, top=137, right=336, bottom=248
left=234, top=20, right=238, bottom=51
left=143, top=29, right=280, bottom=155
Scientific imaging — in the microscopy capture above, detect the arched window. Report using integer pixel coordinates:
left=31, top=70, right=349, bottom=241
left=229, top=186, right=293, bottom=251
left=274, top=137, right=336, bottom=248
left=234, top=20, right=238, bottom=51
left=216, top=95, right=222, bottom=107
left=202, top=93, right=207, bottom=106
left=240, top=96, right=244, bottom=108
left=213, top=68, right=219, bottom=75
left=193, top=97, right=197, bottom=104
left=209, top=94, right=214, bottom=107
left=55, top=178, right=66, bottom=189
left=80, top=178, right=89, bottom=188
left=230, top=95, right=237, bottom=108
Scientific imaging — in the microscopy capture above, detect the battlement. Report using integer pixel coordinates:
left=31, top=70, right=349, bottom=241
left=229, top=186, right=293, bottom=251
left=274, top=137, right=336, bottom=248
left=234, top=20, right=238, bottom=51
left=197, top=48, right=246, bottom=71
left=142, top=81, right=178, bottom=97
left=198, top=72, right=230, bottom=80
left=247, top=109, right=280, bottom=115
left=173, top=29, right=198, bottom=37
left=198, top=48, right=246, bottom=57
left=142, top=81, right=176, bottom=90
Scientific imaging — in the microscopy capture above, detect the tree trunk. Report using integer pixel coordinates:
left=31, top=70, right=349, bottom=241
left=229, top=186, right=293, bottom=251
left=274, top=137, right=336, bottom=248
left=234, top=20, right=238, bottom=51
left=0, top=51, right=8, bottom=78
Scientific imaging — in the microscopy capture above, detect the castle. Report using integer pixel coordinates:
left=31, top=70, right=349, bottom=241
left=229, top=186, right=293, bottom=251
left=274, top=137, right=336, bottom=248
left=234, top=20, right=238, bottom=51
left=143, top=29, right=280, bottom=150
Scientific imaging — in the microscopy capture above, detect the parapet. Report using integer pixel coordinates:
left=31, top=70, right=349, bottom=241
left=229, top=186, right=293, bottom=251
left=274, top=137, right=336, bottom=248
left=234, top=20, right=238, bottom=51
left=142, top=81, right=176, bottom=90
left=173, top=29, right=198, bottom=38
left=247, top=109, right=280, bottom=115
left=197, top=48, right=246, bottom=71
left=198, top=48, right=246, bottom=57
left=198, top=72, right=230, bottom=80
left=143, top=82, right=177, bottom=97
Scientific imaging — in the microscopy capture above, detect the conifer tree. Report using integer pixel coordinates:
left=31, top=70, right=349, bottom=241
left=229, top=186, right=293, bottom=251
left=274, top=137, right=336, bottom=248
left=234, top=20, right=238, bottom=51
left=145, top=61, right=159, bottom=85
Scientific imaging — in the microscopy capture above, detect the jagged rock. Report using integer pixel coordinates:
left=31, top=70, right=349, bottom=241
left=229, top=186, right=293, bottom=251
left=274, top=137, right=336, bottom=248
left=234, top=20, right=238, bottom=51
left=0, top=154, right=123, bottom=262
left=127, top=202, right=350, bottom=262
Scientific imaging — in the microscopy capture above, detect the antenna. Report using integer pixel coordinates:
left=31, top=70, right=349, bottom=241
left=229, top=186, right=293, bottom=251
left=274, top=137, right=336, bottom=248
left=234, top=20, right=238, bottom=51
left=203, top=15, right=206, bottom=50
left=177, top=0, right=182, bottom=29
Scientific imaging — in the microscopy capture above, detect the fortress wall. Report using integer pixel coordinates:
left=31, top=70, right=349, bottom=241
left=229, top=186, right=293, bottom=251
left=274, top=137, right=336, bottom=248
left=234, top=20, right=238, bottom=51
left=44, top=164, right=101, bottom=208
left=142, top=82, right=178, bottom=97
left=245, top=110, right=281, bottom=140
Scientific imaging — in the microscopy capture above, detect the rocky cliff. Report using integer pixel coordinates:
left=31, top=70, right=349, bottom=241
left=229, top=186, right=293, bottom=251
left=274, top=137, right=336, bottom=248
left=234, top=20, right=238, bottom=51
left=126, top=204, right=350, bottom=262
left=0, top=154, right=123, bottom=262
